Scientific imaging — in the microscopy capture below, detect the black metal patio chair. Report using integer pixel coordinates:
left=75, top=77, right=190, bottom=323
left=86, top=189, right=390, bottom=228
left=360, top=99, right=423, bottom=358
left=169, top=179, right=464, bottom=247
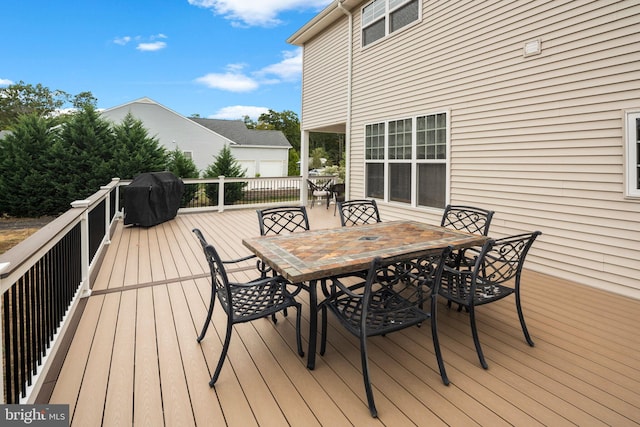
left=307, top=179, right=332, bottom=209
left=330, top=183, right=346, bottom=216
left=256, top=206, right=311, bottom=319
left=440, top=204, right=496, bottom=309
left=192, top=228, right=304, bottom=386
left=337, top=199, right=381, bottom=226
left=319, top=247, right=453, bottom=418
left=439, top=231, right=542, bottom=369
left=440, top=204, right=495, bottom=236
left=256, top=205, right=310, bottom=236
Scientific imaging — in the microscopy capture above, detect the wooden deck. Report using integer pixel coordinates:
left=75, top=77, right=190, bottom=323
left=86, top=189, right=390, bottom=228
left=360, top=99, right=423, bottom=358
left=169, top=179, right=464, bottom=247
left=42, top=207, right=640, bottom=426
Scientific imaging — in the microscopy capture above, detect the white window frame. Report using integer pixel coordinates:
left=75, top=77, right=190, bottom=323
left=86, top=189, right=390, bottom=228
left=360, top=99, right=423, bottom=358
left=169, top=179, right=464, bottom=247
left=364, top=111, right=450, bottom=208
left=361, top=0, right=422, bottom=47
left=183, top=150, right=194, bottom=160
left=624, top=110, right=640, bottom=198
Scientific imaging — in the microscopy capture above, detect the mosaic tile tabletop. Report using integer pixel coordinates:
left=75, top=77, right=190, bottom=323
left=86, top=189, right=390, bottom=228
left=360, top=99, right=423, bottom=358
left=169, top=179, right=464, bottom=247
left=243, top=220, right=488, bottom=282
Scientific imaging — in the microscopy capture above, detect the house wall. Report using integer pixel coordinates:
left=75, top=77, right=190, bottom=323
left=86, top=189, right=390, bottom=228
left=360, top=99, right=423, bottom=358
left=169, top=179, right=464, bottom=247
left=300, top=0, right=640, bottom=298
left=302, top=18, right=350, bottom=130
left=101, top=100, right=233, bottom=172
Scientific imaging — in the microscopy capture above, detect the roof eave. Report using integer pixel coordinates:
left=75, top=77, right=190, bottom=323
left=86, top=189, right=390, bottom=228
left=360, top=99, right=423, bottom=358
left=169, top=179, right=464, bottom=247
left=287, top=0, right=358, bottom=46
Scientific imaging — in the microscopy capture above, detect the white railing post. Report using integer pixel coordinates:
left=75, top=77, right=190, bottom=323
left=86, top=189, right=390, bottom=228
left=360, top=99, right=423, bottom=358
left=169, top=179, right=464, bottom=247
left=218, top=176, right=225, bottom=212
left=100, top=183, right=113, bottom=245
left=71, top=199, right=92, bottom=298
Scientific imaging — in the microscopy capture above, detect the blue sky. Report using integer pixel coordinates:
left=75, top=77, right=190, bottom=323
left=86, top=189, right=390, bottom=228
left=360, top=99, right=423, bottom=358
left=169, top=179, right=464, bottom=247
left=0, top=0, right=333, bottom=119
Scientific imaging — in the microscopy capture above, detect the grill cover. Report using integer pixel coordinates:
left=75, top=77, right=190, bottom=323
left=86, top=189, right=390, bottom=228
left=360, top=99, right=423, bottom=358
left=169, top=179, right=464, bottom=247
left=124, top=172, right=185, bottom=227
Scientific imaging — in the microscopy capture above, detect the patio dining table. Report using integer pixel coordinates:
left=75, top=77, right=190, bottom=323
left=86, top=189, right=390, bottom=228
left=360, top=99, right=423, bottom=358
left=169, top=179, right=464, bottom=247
left=242, top=220, right=489, bottom=369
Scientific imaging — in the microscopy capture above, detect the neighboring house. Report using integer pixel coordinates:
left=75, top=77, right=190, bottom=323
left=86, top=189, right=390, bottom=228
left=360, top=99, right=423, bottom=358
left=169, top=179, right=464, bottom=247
left=189, top=118, right=291, bottom=177
left=101, top=98, right=291, bottom=175
left=288, top=0, right=640, bottom=298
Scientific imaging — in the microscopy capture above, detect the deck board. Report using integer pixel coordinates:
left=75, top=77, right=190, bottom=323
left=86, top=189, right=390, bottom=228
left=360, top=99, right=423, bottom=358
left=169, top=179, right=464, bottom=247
left=102, top=290, right=135, bottom=427
left=45, top=208, right=640, bottom=426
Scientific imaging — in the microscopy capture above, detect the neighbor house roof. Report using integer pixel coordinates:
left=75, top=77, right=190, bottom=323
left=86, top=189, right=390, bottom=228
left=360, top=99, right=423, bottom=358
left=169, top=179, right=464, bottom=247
left=189, top=118, right=291, bottom=149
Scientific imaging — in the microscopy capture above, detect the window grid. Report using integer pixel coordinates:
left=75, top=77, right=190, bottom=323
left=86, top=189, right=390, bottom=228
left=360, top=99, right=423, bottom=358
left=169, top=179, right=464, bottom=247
left=362, top=0, right=419, bottom=47
left=388, top=118, right=412, bottom=160
left=364, top=112, right=448, bottom=208
left=366, top=122, right=386, bottom=160
left=624, top=111, right=640, bottom=197
left=390, top=0, right=419, bottom=33
left=362, top=0, right=386, bottom=27
left=417, top=113, right=447, bottom=160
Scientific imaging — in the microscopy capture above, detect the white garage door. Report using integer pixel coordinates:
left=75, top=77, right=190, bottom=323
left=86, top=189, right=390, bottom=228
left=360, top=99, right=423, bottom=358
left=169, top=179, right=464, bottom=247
left=258, top=161, right=285, bottom=177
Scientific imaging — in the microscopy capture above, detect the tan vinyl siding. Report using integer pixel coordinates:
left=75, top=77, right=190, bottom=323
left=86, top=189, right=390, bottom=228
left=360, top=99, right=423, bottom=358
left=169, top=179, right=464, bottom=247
left=298, top=0, right=640, bottom=298
left=301, top=18, right=350, bottom=130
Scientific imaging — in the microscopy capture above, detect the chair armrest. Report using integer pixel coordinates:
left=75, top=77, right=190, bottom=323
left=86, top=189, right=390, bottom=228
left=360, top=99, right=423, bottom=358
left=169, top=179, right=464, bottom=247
left=327, top=277, right=366, bottom=299
left=231, top=274, right=289, bottom=289
left=221, top=253, right=257, bottom=265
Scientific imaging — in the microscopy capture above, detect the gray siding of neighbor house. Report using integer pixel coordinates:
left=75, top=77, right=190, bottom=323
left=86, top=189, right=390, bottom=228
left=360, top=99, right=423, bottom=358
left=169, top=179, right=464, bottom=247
left=296, top=0, right=640, bottom=298
left=101, top=99, right=231, bottom=172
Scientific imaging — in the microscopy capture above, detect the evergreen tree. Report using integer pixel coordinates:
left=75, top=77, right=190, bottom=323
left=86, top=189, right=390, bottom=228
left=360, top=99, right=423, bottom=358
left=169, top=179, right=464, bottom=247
left=203, top=145, right=246, bottom=205
left=288, top=148, right=300, bottom=176
left=0, top=114, right=67, bottom=216
left=166, top=147, right=200, bottom=207
left=57, top=105, right=115, bottom=200
left=112, top=113, right=167, bottom=179
left=166, top=147, right=199, bottom=179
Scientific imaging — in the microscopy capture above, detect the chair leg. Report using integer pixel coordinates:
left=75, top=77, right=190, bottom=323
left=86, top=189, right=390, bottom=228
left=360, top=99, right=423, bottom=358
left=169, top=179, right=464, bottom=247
left=210, top=320, right=233, bottom=386
left=360, top=335, right=378, bottom=418
left=197, top=290, right=216, bottom=342
left=468, top=305, right=489, bottom=369
left=516, top=289, right=534, bottom=346
left=320, top=305, right=328, bottom=355
left=294, top=303, right=304, bottom=357
left=430, top=296, right=450, bottom=385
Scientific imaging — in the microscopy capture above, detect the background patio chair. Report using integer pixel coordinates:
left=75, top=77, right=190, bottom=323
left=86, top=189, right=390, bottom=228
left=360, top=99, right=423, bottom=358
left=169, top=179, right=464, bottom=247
left=330, top=183, right=345, bottom=216
left=319, top=247, right=452, bottom=417
left=439, top=231, right=542, bottom=369
left=337, top=199, right=381, bottom=226
left=440, top=204, right=495, bottom=309
left=307, top=179, right=332, bottom=209
left=192, top=228, right=304, bottom=386
left=257, top=205, right=310, bottom=236
left=440, top=204, right=494, bottom=236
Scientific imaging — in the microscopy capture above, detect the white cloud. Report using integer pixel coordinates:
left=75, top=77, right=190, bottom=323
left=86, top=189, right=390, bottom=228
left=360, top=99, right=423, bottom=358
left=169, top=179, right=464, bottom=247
left=210, top=105, right=269, bottom=120
left=187, top=0, right=332, bottom=27
left=258, top=49, right=302, bottom=81
left=115, top=34, right=168, bottom=51
left=0, top=78, right=14, bottom=86
left=195, top=72, right=259, bottom=92
left=195, top=50, right=301, bottom=93
left=136, top=41, right=167, bottom=52
left=113, top=36, right=132, bottom=45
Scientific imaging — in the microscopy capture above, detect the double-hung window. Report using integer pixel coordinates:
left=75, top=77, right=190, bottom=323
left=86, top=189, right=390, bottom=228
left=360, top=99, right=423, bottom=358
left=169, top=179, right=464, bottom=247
left=365, top=112, right=449, bottom=209
left=625, top=110, right=640, bottom=197
left=362, top=0, right=420, bottom=47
